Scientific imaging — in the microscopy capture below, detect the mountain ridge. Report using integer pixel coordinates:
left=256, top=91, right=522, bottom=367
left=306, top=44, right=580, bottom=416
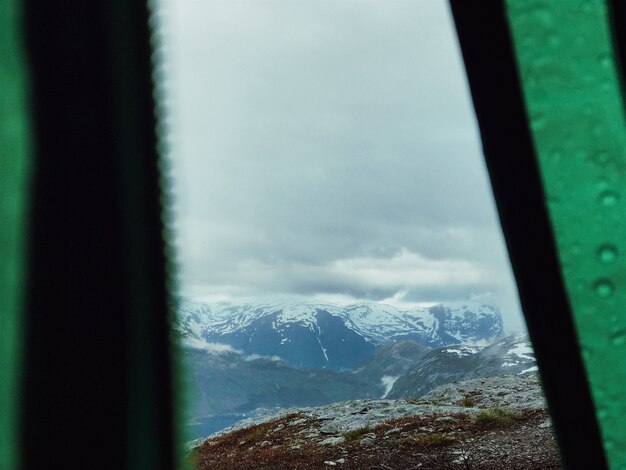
left=176, top=298, right=505, bottom=370
left=388, top=334, right=536, bottom=398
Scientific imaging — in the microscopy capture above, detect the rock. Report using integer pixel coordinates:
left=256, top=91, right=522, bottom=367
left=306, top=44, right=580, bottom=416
left=538, top=419, right=552, bottom=429
left=321, top=436, right=346, bottom=446
left=336, top=458, right=346, bottom=464
left=288, top=418, right=307, bottom=427
left=324, top=462, right=337, bottom=466
left=320, top=422, right=342, bottom=435
left=421, top=375, right=545, bottom=410
left=434, top=416, right=459, bottom=425
left=360, top=433, right=377, bottom=446
left=384, top=427, right=402, bottom=436
left=259, top=441, right=272, bottom=447
left=272, top=424, right=285, bottom=432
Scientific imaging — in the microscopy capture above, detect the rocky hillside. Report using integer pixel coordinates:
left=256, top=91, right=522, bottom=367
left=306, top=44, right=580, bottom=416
left=190, top=375, right=560, bottom=470
left=388, top=335, right=536, bottom=398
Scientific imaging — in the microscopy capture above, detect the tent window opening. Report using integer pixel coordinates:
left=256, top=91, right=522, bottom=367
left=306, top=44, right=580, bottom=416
left=151, top=1, right=560, bottom=468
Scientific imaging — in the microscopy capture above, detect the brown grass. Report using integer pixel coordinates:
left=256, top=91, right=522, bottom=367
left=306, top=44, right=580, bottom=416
left=190, top=407, right=559, bottom=470
left=460, top=394, right=478, bottom=407
left=342, top=426, right=373, bottom=443
left=413, top=432, right=458, bottom=447
left=473, top=407, right=522, bottom=429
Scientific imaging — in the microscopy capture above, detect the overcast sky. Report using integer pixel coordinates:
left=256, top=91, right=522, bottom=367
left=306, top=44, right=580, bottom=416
left=155, top=0, right=526, bottom=331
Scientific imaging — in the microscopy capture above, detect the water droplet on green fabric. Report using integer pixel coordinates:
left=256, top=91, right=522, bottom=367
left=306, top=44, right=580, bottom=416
left=598, top=407, right=609, bottom=420
left=547, top=34, right=561, bottom=48
left=575, top=148, right=588, bottom=160
left=549, top=147, right=563, bottom=161
left=597, top=244, right=618, bottom=263
left=592, top=124, right=605, bottom=137
left=580, top=0, right=597, bottom=14
left=530, top=112, right=545, bottom=130
left=611, top=329, right=626, bottom=346
left=593, top=279, right=615, bottom=298
left=598, top=52, right=612, bottom=68
left=528, top=5, right=553, bottom=25
left=591, top=151, right=611, bottom=166
left=600, top=190, right=619, bottom=207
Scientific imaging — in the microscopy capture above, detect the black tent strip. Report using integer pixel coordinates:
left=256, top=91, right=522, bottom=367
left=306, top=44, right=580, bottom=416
left=610, top=0, right=626, bottom=109
left=448, top=1, right=607, bottom=469
left=21, top=1, right=175, bottom=468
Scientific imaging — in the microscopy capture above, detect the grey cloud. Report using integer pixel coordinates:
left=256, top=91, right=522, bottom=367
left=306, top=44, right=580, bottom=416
left=158, top=0, right=525, bottom=330
left=181, top=248, right=517, bottom=318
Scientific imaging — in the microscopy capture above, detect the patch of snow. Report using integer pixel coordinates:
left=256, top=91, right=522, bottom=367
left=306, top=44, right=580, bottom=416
left=317, top=337, right=329, bottom=363
left=518, top=366, right=538, bottom=375
left=467, top=338, right=497, bottom=347
left=508, top=343, right=535, bottom=361
left=442, top=346, right=482, bottom=357
left=244, top=354, right=282, bottom=362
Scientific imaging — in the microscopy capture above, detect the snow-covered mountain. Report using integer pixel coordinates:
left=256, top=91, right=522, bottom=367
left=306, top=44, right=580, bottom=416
left=176, top=298, right=505, bottom=370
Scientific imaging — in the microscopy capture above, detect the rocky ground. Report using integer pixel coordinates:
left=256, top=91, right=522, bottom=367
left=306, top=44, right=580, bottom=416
left=189, top=375, right=561, bottom=469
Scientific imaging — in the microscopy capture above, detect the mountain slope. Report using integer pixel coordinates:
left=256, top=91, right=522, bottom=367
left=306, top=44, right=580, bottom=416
left=351, top=340, right=432, bottom=396
left=387, top=334, right=536, bottom=398
left=183, top=345, right=378, bottom=417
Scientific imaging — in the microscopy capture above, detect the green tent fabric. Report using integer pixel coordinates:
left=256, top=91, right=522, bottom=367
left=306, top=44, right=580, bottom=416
left=0, top=0, right=31, bottom=468
left=506, top=1, right=626, bottom=467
